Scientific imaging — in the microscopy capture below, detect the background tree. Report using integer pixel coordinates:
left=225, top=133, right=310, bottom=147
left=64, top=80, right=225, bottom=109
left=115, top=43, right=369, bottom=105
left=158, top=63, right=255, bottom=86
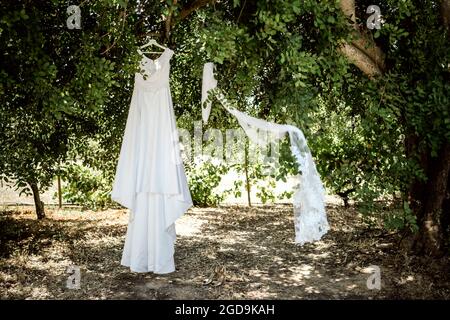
left=165, top=0, right=449, bottom=255
left=337, top=0, right=450, bottom=255
left=1, top=0, right=448, bottom=257
left=0, top=0, right=139, bottom=218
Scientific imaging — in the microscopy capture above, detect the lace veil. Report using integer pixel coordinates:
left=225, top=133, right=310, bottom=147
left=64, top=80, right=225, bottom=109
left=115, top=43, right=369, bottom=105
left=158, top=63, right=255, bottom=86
left=201, top=63, right=330, bottom=245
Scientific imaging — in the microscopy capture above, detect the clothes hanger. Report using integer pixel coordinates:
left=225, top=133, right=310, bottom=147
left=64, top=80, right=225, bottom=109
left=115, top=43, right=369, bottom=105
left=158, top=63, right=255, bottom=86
left=139, top=39, right=167, bottom=54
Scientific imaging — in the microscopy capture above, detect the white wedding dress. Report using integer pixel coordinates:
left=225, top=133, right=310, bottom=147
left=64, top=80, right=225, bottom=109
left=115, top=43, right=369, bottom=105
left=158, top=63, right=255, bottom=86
left=111, top=48, right=192, bottom=274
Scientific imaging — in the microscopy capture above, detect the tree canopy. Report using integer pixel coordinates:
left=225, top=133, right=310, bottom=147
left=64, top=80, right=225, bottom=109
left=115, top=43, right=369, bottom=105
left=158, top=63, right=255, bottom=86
left=1, top=0, right=449, bottom=255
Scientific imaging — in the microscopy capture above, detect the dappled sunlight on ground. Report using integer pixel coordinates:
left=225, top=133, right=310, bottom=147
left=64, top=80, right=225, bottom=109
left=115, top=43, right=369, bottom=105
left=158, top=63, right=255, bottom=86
left=0, top=204, right=449, bottom=299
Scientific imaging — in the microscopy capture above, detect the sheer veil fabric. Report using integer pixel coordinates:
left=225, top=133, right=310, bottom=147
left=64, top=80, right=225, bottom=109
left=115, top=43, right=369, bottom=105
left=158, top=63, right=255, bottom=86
left=111, top=48, right=192, bottom=274
left=201, top=63, right=330, bottom=245
left=201, top=62, right=217, bottom=124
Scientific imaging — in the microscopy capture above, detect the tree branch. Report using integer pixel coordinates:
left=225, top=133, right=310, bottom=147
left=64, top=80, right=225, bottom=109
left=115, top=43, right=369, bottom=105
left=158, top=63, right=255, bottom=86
left=162, top=0, right=213, bottom=42
left=165, top=0, right=177, bottom=41
left=339, top=0, right=385, bottom=77
left=177, top=0, right=214, bottom=22
left=339, top=42, right=383, bottom=78
left=101, top=9, right=127, bottom=55
left=340, top=0, right=356, bottom=24
left=442, top=0, right=450, bottom=29
left=351, top=32, right=386, bottom=71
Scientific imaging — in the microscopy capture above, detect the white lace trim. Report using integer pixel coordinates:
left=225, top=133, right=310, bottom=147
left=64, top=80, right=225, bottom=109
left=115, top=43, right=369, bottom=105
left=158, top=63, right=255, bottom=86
left=209, top=89, right=330, bottom=245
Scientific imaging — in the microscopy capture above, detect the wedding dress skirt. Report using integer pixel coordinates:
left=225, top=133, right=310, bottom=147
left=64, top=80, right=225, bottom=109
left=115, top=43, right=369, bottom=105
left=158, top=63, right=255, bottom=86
left=111, top=48, right=192, bottom=274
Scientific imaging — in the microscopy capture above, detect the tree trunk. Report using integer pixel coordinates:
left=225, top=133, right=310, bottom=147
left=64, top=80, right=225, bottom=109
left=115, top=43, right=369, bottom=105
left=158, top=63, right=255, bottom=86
left=411, top=141, right=450, bottom=256
left=57, top=174, right=62, bottom=209
left=337, top=188, right=355, bottom=208
left=442, top=0, right=450, bottom=29
left=338, top=1, right=450, bottom=256
left=442, top=172, right=450, bottom=245
left=29, top=182, right=45, bottom=219
left=244, top=141, right=251, bottom=207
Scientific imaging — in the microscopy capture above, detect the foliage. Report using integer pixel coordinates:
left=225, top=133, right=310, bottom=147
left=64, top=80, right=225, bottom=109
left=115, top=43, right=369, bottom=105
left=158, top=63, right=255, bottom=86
left=384, top=202, right=419, bottom=233
left=183, top=0, right=449, bottom=233
left=230, top=137, right=297, bottom=204
left=1, top=0, right=448, bottom=247
left=186, top=159, right=229, bottom=207
left=57, top=161, right=114, bottom=210
left=0, top=0, right=140, bottom=201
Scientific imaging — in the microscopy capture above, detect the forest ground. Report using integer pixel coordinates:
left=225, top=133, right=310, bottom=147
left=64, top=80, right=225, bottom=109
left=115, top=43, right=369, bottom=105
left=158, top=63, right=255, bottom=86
left=1, top=203, right=450, bottom=299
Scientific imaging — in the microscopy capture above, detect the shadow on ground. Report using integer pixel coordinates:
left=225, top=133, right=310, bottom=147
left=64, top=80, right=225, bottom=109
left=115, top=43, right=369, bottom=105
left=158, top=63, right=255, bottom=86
left=0, top=204, right=449, bottom=299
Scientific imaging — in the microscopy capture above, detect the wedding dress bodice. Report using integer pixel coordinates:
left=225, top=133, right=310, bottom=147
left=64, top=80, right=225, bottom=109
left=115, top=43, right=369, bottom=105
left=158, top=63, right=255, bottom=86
left=135, top=48, right=174, bottom=91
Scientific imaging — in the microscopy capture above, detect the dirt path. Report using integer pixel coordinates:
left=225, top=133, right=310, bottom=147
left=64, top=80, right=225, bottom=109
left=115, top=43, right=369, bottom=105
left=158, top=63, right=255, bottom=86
left=1, top=204, right=449, bottom=299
